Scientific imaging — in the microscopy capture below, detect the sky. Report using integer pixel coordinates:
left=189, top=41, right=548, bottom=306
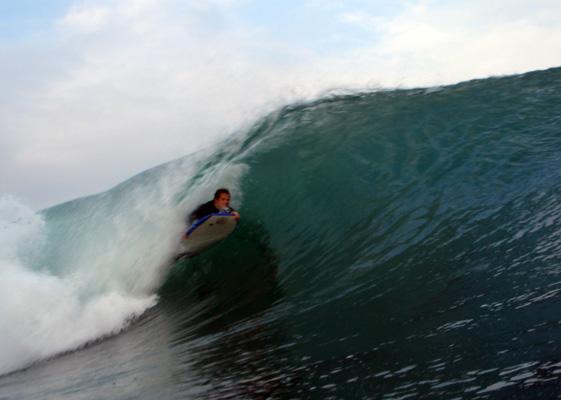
left=1, top=0, right=561, bottom=209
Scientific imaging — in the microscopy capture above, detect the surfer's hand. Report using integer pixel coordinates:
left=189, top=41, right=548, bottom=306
left=231, top=211, right=240, bottom=220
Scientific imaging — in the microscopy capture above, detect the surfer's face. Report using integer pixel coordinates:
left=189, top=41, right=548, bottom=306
left=215, top=193, right=230, bottom=209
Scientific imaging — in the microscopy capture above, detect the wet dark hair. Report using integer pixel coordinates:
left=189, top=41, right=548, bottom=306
left=214, top=188, right=230, bottom=199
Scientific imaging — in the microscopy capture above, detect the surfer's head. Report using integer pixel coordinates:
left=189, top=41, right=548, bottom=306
left=214, top=188, right=231, bottom=209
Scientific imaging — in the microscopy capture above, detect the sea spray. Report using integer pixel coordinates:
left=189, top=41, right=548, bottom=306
left=0, top=150, right=248, bottom=375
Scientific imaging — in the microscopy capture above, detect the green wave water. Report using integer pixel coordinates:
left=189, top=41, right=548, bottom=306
left=2, top=67, right=561, bottom=399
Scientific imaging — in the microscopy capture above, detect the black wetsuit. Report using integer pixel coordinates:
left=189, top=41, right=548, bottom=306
left=188, top=201, right=235, bottom=224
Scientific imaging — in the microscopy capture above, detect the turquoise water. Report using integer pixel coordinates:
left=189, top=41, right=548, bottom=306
left=2, top=67, right=561, bottom=399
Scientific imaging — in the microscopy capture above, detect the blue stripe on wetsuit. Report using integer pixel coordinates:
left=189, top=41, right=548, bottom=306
left=185, top=212, right=234, bottom=236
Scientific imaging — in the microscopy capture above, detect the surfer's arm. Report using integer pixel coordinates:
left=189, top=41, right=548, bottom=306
left=189, top=203, right=210, bottom=224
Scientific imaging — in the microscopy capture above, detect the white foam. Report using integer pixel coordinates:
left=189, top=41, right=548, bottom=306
left=0, top=155, right=248, bottom=375
left=0, top=259, right=156, bottom=375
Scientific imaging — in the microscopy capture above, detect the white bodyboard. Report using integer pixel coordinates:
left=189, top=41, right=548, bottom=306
left=180, top=213, right=237, bottom=258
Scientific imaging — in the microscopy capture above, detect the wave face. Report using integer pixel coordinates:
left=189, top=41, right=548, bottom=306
left=2, top=67, right=561, bottom=399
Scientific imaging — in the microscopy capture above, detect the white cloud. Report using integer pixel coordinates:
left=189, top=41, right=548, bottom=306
left=332, top=0, right=561, bottom=86
left=60, top=5, right=110, bottom=32
left=340, top=10, right=383, bottom=29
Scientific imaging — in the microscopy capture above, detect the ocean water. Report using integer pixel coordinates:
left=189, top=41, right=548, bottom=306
left=2, top=67, right=561, bottom=399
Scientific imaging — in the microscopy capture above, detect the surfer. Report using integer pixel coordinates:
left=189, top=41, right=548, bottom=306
left=176, top=189, right=239, bottom=258
left=188, top=188, right=240, bottom=225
